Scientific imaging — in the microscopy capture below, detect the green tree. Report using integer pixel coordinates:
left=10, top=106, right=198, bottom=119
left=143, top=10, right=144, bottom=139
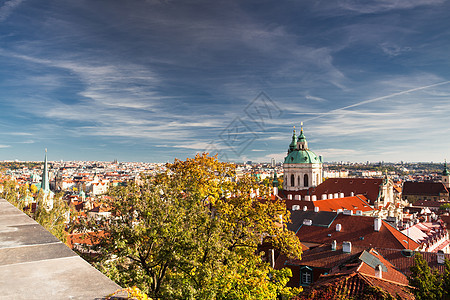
left=1, top=178, right=19, bottom=206
left=34, top=191, right=68, bottom=243
left=439, top=203, right=450, bottom=211
left=1, top=178, right=68, bottom=243
left=442, top=259, right=450, bottom=300
left=78, top=154, right=302, bottom=300
left=409, top=252, right=442, bottom=300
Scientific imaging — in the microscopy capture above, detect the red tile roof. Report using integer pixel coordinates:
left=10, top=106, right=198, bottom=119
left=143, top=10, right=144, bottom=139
left=281, top=178, right=383, bottom=203
left=294, top=214, right=420, bottom=250
left=375, top=248, right=450, bottom=276
left=314, top=195, right=372, bottom=213
left=402, top=181, right=448, bottom=196
left=357, top=249, right=408, bottom=285
left=296, top=272, right=414, bottom=300
left=285, top=195, right=373, bottom=214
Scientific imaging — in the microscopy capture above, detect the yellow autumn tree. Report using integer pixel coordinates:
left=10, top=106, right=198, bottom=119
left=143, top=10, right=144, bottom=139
left=79, top=153, right=302, bottom=300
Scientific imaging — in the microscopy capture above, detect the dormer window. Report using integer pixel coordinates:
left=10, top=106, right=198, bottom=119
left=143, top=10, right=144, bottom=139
left=300, top=266, right=313, bottom=285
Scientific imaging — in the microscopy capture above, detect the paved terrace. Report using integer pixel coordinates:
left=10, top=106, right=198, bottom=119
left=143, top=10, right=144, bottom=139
left=0, top=198, right=121, bottom=299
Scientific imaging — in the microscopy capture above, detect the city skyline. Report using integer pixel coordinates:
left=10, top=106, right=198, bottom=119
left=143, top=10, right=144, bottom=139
left=1, top=0, right=450, bottom=163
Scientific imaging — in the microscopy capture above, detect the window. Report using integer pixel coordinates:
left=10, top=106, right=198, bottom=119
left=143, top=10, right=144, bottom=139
left=304, top=174, right=309, bottom=187
left=301, top=270, right=312, bottom=285
left=291, top=174, right=295, bottom=187
left=298, top=176, right=301, bottom=186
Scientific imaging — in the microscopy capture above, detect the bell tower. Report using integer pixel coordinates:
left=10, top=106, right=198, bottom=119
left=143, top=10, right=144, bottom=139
left=442, top=160, right=450, bottom=188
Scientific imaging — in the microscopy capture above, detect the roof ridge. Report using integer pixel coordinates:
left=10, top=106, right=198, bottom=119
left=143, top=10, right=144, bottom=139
left=360, top=273, right=412, bottom=288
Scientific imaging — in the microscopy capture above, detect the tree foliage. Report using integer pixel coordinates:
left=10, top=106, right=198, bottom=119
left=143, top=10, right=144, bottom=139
left=439, top=203, right=450, bottom=211
left=1, top=178, right=68, bottom=243
left=78, top=154, right=302, bottom=300
left=409, top=252, right=443, bottom=300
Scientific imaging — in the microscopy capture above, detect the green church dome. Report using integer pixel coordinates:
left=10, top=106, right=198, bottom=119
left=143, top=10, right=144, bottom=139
left=284, top=149, right=321, bottom=164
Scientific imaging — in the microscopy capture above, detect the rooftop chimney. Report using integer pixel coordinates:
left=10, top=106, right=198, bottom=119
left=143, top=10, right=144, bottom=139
left=438, top=250, right=445, bottom=265
left=287, top=194, right=292, bottom=200
left=374, top=218, right=382, bottom=232
left=314, top=206, right=319, bottom=213
left=350, top=192, right=354, bottom=196
left=375, top=265, right=383, bottom=279
left=336, top=223, right=342, bottom=232
left=343, top=241, right=352, bottom=253
left=322, top=194, right=327, bottom=200
left=339, top=192, right=344, bottom=198
left=292, top=205, right=300, bottom=211
left=305, top=195, right=311, bottom=201
left=311, top=195, right=317, bottom=201
left=303, top=206, right=308, bottom=211
left=331, top=240, right=337, bottom=251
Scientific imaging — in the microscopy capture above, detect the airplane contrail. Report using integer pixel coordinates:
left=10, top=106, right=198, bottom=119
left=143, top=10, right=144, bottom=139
left=305, top=80, right=450, bottom=122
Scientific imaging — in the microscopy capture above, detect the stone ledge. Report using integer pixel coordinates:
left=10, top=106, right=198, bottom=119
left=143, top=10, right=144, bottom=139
left=0, top=198, right=121, bottom=299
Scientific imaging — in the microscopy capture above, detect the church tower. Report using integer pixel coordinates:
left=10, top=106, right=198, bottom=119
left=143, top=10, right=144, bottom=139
left=442, top=160, right=450, bottom=188
left=39, top=149, right=54, bottom=210
left=283, top=124, right=323, bottom=191
left=41, top=149, right=50, bottom=194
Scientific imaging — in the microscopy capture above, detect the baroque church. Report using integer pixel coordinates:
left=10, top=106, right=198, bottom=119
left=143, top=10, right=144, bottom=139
left=283, top=124, right=323, bottom=191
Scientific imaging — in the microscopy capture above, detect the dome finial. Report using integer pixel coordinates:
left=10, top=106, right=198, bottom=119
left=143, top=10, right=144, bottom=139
left=301, top=121, right=303, bottom=132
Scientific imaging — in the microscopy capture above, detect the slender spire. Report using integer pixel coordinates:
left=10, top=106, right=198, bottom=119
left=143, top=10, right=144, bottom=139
left=42, top=149, right=50, bottom=193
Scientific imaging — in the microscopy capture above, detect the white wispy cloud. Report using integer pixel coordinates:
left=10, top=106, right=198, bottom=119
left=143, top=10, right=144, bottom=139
left=337, top=0, right=445, bottom=14
left=0, top=0, right=24, bottom=22
left=379, top=42, right=412, bottom=57
left=305, top=94, right=327, bottom=103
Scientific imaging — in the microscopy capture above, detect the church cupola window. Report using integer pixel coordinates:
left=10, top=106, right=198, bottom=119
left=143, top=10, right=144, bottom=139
left=304, top=174, right=309, bottom=187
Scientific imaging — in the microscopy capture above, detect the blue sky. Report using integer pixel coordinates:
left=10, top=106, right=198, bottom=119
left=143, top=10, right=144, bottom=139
left=1, top=0, right=450, bottom=163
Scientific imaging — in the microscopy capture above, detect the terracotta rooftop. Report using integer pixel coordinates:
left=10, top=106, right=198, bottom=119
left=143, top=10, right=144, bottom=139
left=293, top=213, right=420, bottom=250
left=296, top=272, right=414, bottom=300
left=281, top=178, right=383, bottom=203
left=402, top=181, right=448, bottom=196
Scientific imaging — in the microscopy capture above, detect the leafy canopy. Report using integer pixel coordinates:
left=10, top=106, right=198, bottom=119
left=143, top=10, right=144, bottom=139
left=79, top=153, right=302, bottom=300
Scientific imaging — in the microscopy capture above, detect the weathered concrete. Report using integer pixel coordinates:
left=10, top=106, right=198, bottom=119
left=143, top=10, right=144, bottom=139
left=0, top=198, right=122, bottom=300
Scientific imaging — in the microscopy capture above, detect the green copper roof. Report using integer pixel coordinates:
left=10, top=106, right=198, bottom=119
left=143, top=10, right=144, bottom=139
left=284, top=149, right=321, bottom=164
left=289, top=130, right=297, bottom=152
left=298, top=129, right=306, bottom=141
left=444, top=161, right=449, bottom=176
left=273, top=171, right=279, bottom=187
